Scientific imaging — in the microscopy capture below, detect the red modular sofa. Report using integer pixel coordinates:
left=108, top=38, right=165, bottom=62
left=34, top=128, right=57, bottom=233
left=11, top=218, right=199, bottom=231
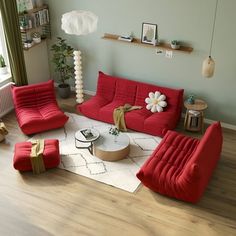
left=13, top=139, right=60, bottom=171
left=136, top=122, right=223, bottom=203
left=12, top=80, right=68, bottom=135
left=78, top=72, right=184, bottom=137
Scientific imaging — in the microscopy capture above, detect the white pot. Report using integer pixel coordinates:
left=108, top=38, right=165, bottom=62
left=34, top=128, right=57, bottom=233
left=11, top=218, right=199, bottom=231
left=0, top=66, right=7, bottom=75
left=33, top=37, right=41, bottom=43
left=171, top=44, right=180, bottom=50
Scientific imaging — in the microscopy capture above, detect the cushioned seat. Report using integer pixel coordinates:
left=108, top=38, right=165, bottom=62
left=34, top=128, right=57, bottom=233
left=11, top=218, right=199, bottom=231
left=125, top=108, right=150, bottom=133
left=12, top=80, right=68, bottom=135
left=136, top=122, right=223, bottom=203
left=78, top=71, right=184, bottom=137
left=13, top=139, right=60, bottom=171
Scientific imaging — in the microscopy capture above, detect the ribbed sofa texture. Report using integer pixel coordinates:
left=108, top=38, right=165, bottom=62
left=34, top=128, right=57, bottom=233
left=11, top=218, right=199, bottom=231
left=13, top=139, right=60, bottom=171
left=136, top=122, right=223, bottom=203
left=12, top=80, right=68, bottom=135
left=78, top=71, right=184, bottom=137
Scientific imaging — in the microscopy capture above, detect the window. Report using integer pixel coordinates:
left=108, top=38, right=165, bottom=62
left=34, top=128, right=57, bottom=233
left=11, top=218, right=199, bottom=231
left=0, top=11, right=11, bottom=84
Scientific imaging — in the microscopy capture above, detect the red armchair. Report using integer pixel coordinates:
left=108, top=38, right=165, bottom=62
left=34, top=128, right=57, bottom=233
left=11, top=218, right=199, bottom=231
left=136, top=122, right=223, bottom=203
left=12, top=80, right=68, bottom=135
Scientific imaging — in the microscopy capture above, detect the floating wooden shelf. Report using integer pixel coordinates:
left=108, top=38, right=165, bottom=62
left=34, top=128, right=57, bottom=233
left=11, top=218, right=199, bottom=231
left=19, top=4, right=51, bottom=51
left=102, top=33, right=193, bottom=54
left=20, top=22, right=49, bottom=33
left=19, top=5, right=48, bottom=16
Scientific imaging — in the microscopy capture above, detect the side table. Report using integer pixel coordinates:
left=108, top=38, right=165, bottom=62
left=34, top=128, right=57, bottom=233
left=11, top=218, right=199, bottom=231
left=75, top=128, right=100, bottom=154
left=184, top=99, right=208, bottom=133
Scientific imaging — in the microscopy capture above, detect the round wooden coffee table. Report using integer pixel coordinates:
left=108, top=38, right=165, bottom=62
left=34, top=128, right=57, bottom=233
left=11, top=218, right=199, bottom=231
left=93, top=132, right=130, bottom=161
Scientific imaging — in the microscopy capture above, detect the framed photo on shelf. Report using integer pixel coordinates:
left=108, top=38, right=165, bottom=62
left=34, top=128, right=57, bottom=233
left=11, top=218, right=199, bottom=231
left=141, top=23, right=158, bottom=45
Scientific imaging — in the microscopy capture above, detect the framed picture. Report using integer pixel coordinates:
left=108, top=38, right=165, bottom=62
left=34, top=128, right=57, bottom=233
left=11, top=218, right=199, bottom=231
left=141, top=23, right=158, bottom=45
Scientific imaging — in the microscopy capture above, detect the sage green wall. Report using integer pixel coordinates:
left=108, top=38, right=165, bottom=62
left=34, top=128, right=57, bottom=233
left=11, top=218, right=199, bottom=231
left=45, top=0, right=236, bottom=125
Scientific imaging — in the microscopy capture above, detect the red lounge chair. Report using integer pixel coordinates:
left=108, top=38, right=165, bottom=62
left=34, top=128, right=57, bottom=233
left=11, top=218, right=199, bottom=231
left=137, top=122, right=223, bottom=203
left=12, top=80, right=68, bottom=135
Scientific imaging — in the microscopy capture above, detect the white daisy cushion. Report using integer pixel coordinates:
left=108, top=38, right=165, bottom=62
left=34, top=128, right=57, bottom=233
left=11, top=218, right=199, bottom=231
left=145, top=91, right=167, bottom=113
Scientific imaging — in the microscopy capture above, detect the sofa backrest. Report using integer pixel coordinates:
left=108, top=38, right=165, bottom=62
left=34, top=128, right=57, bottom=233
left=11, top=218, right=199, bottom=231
left=96, top=72, right=117, bottom=102
left=135, top=82, right=184, bottom=114
left=12, top=80, right=57, bottom=109
left=184, top=122, right=223, bottom=184
left=114, top=79, right=137, bottom=104
left=96, top=71, right=184, bottom=113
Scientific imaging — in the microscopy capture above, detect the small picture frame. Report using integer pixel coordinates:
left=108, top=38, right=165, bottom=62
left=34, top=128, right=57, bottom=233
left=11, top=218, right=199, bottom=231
left=141, top=23, right=158, bottom=45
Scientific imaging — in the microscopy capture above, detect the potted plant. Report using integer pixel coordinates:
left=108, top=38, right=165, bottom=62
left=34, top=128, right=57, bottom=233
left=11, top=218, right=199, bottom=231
left=0, top=54, right=7, bottom=75
left=170, top=40, right=180, bottom=49
left=51, top=37, right=74, bottom=98
left=109, top=126, right=120, bottom=142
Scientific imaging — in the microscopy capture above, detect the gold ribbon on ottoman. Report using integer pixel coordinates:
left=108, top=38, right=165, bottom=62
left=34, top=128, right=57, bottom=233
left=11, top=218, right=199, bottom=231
left=113, top=104, right=142, bottom=131
left=0, top=120, right=8, bottom=136
left=30, top=140, right=46, bottom=174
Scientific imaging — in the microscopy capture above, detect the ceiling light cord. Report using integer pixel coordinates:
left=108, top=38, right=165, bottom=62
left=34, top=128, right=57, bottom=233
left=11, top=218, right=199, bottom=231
left=209, top=0, right=219, bottom=57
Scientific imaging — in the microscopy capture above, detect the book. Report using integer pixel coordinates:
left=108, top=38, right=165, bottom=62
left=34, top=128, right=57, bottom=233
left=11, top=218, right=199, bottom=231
left=80, top=129, right=95, bottom=140
left=118, top=36, right=133, bottom=42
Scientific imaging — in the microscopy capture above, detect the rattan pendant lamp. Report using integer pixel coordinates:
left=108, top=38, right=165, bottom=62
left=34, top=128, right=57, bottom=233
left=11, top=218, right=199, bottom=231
left=202, top=0, right=219, bottom=78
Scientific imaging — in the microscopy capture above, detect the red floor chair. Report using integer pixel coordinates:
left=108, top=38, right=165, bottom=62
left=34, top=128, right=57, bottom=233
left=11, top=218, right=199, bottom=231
left=137, top=122, right=223, bottom=203
left=12, top=80, right=68, bottom=135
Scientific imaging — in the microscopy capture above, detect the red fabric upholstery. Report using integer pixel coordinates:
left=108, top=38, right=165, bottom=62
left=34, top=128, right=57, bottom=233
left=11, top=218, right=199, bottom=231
left=12, top=80, right=68, bottom=135
left=13, top=139, right=60, bottom=171
left=136, top=122, right=223, bottom=203
left=78, top=71, right=184, bottom=137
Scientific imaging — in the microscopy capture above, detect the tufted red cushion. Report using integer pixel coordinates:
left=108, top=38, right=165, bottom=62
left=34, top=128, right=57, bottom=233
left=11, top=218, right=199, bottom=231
left=13, top=139, right=60, bottom=171
left=12, top=80, right=68, bottom=135
left=136, top=122, right=223, bottom=203
left=77, top=71, right=184, bottom=137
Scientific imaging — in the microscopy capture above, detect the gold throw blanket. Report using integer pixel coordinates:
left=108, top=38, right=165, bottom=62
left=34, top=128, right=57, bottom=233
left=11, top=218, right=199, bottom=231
left=113, top=104, right=142, bottom=131
left=0, top=121, right=8, bottom=136
left=30, top=140, right=46, bottom=174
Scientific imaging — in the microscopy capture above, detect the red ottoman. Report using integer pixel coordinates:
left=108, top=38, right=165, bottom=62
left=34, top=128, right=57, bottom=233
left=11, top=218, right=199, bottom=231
left=13, top=139, right=60, bottom=172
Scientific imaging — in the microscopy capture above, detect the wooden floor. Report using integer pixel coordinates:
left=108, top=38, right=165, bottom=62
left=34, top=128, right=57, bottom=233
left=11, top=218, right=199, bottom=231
left=0, top=94, right=236, bottom=236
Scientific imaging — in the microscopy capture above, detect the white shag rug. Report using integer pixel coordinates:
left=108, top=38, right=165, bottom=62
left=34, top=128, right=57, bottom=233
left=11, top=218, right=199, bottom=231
left=31, top=113, right=162, bottom=192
